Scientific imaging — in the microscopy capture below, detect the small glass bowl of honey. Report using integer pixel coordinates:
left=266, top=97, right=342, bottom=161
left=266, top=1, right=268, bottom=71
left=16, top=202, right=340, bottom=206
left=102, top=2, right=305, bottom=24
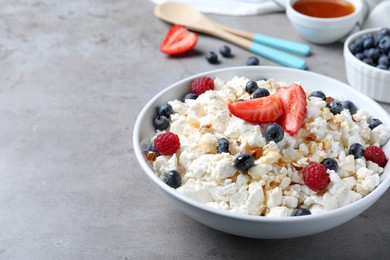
left=286, top=0, right=363, bottom=44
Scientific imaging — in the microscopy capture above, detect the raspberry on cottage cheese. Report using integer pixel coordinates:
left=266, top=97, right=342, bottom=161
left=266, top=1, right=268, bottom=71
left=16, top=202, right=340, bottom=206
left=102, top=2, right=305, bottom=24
left=148, top=75, right=390, bottom=217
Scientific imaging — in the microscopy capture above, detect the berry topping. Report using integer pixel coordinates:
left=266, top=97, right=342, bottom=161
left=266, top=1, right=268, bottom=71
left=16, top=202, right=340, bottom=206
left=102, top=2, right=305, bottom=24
left=153, top=115, right=170, bottom=130
left=190, top=76, right=215, bottom=95
left=182, top=92, right=198, bottom=101
left=276, top=83, right=307, bottom=136
left=294, top=208, right=311, bottom=216
left=264, top=123, right=284, bottom=143
left=328, top=100, right=344, bottom=115
left=364, top=146, right=387, bottom=167
left=343, top=100, right=358, bottom=115
left=217, top=138, right=230, bottom=154
left=163, top=170, right=182, bottom=188
left=245, top=80, right=258, bottom=94
left=234, top=154, right=255, bottom=171
left=246, top=56, right=259, bottom=66
left=154, top=132, right=180, bottom=156
left=252, top=88, right=270, bottom=99
left=321, top=158, right=338, bottom=172
left=205, top=51, right=219, bottom=64
left=160, top=25, right=198, bottom=55
left=349, top=143, right=365, bottom=159
left=368, top=118, right=382, bottom=130
left=310, top=90, right=326, bottom=101
left=158, top=103, right=174, bottom=118
left=378, top=35, right=390, bottom=53
left=219, top=45, right=232, bottom=57
left=228, top=93, right=284, bottom=124
left=302, top=163, right=330, bottom=192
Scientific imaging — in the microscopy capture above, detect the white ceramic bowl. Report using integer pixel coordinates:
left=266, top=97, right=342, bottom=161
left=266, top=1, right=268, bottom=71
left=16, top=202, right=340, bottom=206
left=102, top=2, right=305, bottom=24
left=344, top=27, right=390, bottom=103
left=133, top=66, right=390, bottom=239
left=286, top=0, right=363, bottom=44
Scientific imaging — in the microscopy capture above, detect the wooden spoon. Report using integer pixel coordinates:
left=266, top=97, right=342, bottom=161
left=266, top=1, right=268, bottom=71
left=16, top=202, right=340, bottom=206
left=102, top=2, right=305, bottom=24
left=154, top=2, right=307, bottom=69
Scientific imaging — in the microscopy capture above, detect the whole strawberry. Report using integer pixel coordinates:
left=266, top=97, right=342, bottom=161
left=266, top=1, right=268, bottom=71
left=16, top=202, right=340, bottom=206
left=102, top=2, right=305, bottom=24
left=154, top=132, right=180, bottom=156
left=364, top=146, right=387, bottom=167
left=302, top=162, right=330, bottom=192
left=191, top=76, right=214, bottom=95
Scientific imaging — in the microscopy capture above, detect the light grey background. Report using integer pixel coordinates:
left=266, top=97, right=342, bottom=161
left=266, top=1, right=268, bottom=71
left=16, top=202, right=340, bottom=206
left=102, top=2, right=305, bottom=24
left=1, top=0, right=389, bottom=259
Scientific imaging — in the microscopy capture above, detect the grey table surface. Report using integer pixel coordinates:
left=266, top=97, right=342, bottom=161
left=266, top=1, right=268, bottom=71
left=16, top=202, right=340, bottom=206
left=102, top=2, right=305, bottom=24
left=1, top=0, right=389, bottom=259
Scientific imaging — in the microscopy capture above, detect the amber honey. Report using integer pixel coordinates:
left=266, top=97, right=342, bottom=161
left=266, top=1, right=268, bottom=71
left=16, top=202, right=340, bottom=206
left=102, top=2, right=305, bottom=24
left=292, top=0, right=355, bottom=18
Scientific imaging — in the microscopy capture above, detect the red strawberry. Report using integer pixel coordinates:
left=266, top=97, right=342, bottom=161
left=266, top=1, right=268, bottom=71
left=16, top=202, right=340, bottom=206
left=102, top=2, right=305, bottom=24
left=160, top=25, right=198, bottom=55
left=228, top=94, right=284, bottom=124
left=276, top=83, right=307, bottom=136
left=191, top=76, right=214, bottom=95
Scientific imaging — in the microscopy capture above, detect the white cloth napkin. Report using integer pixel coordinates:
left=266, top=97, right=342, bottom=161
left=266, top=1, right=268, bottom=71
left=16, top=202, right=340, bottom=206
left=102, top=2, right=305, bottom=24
left=151, top=0, right=388, bottom=28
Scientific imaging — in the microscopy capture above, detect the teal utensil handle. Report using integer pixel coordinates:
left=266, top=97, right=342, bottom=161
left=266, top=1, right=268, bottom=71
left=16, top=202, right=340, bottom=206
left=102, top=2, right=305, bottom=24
left=253, top=34, right=311, bottom=56
left=249, top=42, right=307, bottom=70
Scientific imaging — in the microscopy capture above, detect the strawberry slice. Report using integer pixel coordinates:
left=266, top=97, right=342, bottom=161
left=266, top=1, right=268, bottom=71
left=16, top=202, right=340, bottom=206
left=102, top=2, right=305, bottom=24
left=160, top=25, right=198, bottom=55
left=228, top=94, right=284, bottom=123
left=276, top=83, right=307, bottom=135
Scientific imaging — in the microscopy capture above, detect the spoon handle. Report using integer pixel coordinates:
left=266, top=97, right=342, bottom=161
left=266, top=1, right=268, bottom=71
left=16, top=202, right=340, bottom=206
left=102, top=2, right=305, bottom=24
left=215, top=29, right=307, bottom=69
left=217, top=24, right=311, bottom=57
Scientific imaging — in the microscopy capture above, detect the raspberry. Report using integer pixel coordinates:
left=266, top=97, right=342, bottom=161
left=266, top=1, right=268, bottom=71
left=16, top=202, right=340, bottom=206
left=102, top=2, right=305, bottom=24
left=190, top=76, right=214, bottom=95
left=364, top=146, right=387, bottom=167
left=302, top=163, right=330, bottom=192
left=153, top=132, right=180, bottom=156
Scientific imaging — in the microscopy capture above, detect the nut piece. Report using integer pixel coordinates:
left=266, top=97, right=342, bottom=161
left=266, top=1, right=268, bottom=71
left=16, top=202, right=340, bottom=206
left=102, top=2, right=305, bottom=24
left=146, top=151, right=157, bottom=161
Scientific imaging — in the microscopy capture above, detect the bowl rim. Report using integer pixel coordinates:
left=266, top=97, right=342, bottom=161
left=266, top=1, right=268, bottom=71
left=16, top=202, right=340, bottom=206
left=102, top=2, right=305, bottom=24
left=287, top=0, right=363, bottom=22
left=344, top=27, right=390, bottom=75
left=133, top=66, right=390, bottom=223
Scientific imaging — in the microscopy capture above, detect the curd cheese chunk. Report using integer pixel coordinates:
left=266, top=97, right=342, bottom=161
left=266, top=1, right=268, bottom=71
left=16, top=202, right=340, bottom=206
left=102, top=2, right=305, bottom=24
left=148, top=76, right=390, bottom=217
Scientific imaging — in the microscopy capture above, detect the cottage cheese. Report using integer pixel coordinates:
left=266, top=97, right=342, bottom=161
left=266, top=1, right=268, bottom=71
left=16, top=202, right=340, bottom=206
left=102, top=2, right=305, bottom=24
left=150, top=76, right=390, bottom=217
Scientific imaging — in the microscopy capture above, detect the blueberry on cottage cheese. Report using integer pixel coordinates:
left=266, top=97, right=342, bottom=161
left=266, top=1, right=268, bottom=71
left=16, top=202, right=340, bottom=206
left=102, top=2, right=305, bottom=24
left=343, top=100, right=358, bottom=115
left=245, top=80, right=258, bottom=94
left=309, top=90, right=326, bottom=101
left=153, top=115, right=170, bottom=130
left=163, top=170, right=182, bottom=188
left=294, top=208, right=311, bottom=216
left=329, top=100, right=344, bottom=115
left=182, top=92, right=198, bottom=101
left=264, top=123, right=284, bottom=143
left=158, top=103, right=174, bottom=118
left=349, top=143, right=365, bottom=159
left=217, top=138, right=230, bottom=154
left=368, top=118, right=383, bottom=130
left=321, top=158, right=338, bottom=172
left=252, top=88, right=270, bottom=99
left=234, top=154, right=255, bottom=171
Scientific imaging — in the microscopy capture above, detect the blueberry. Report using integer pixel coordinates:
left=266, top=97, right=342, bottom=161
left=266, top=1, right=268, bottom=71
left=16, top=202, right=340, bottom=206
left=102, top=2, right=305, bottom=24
left=158, top=103, right=174, bottom=118
left=355, top=52, right=365, bottom=60
left=219, top=45, right=232, bottom=57
left=362, top=57, right=375, bottom=66
left=148, top=143, right=160, bottom=156
left=205, top=51, right=218, bottom=64
left=294, top=208, right=311, bottom=216
left=234, top=154, right=255, bottom=171
left=349, top=42, right=362, bottom=54
left=363, top=37, right=374, bottom=49
left=235, top=99, right=245, bottom=102
left=183, top=92, right=198, bottom=101
left=329, top=100, right=344, bottom=115
left=310, top=90, right=326, bottom=101
left=377, top=64, right=388, bottom=70
left=247, top=56, right=259, bottom=66
left=163, top=170, right=182, bottom=188
left=368, top=118, right=382, bottom=130
left=245, top=80, right=258, bottom=94
left=321, top=158, right=338, bottom=172
left=378, top=55, right=389, bottom=67
left=378, top=36, right=390, bottom=53
left=349, top=143, right=364, bottom=159
left=217, top=138, right=230, bottom=154
left=264, top=123, right=284, bottom=143
left=363, top=48, right=380, bottom=61
left=153, top=115, right=170, bottom=130
left=252, top=88, right=270, bottom=99
left=343, top=100, right=358, bottom=115
left=378, top=28, right=390, bottom=36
